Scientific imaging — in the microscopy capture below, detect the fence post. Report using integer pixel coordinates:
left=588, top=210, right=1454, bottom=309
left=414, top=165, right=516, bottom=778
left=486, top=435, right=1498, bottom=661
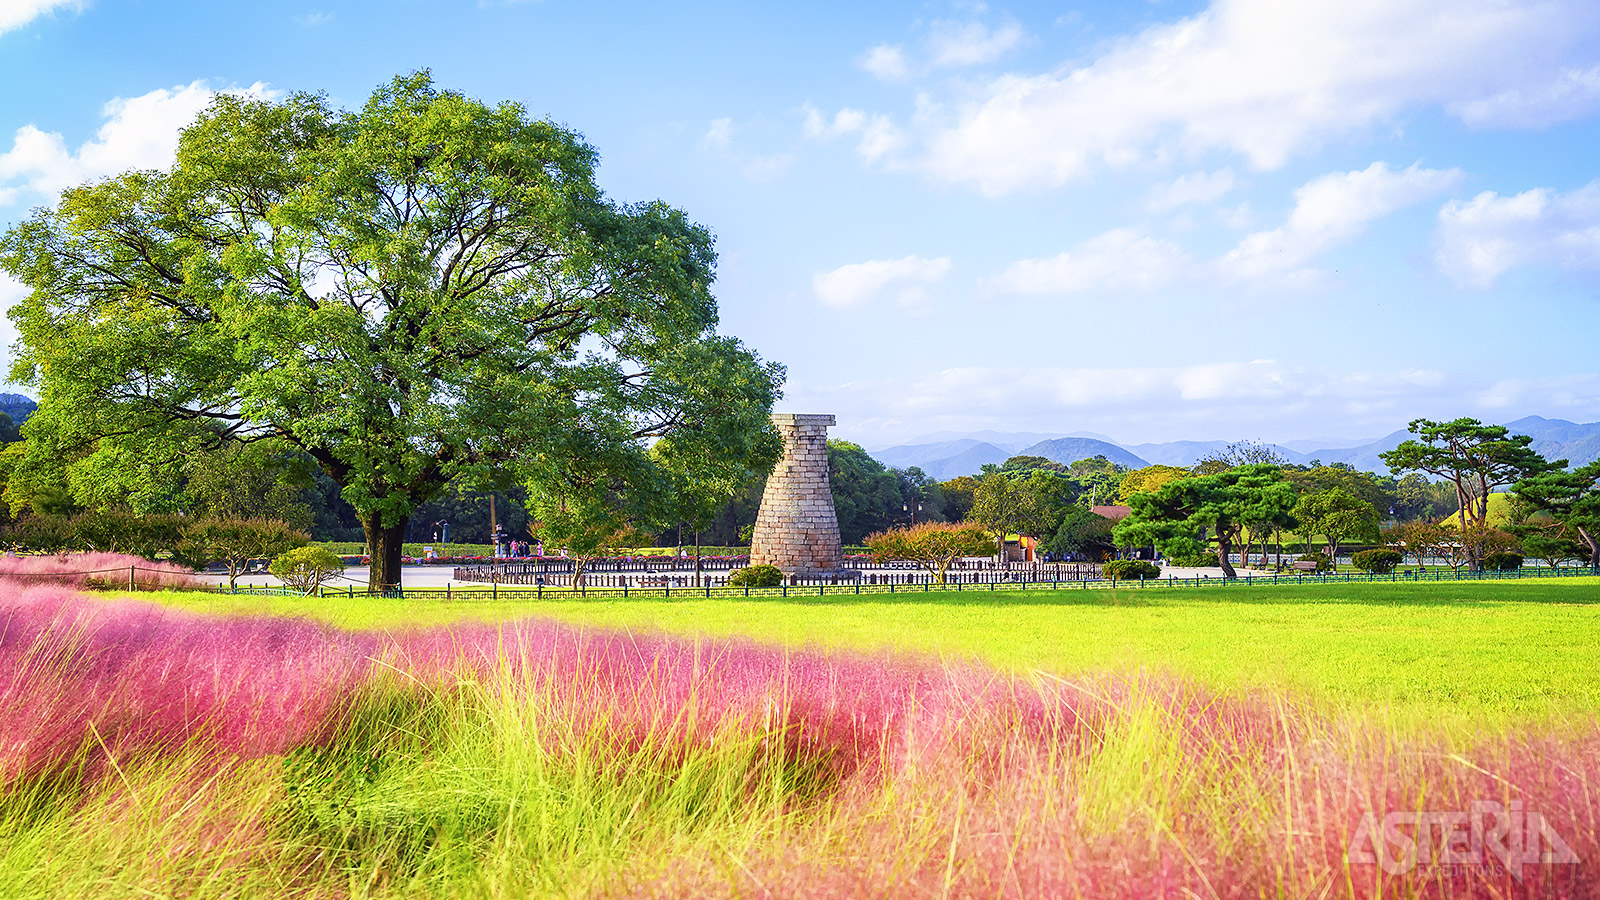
left=129, top=566, right=136, bottom=591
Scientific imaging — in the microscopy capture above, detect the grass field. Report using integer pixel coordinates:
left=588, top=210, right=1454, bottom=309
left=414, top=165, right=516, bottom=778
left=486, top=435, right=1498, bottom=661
left=6, top=567, right=1598, bottom=897
left=159, top=578, right=1600, bottom=730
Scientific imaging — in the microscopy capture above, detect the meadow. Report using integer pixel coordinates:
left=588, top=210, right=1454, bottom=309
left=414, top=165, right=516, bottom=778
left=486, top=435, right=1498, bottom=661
left=3, top=560, right=1597, bottom=897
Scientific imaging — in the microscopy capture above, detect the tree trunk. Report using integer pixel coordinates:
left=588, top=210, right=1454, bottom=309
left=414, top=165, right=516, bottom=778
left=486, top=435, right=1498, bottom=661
left=1215, top=537, right=1237, bottom=578
left=363, top=514, right=409, bottom=592
left=1580, top=526, right=1599, bottom=576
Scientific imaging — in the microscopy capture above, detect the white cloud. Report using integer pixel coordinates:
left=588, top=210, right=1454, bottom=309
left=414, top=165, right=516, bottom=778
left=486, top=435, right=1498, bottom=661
left=907, top=0, right=1600, bottom=194
left=1435, top=181, right=1600, bottom=287
left=1450, top=65, right=1600, bottom=128
left=991, top=229, right=1191, bottom=294
left=858, top=15, right=1026, bottom=82
left=701, top=117, right=734, bottom=150
left=801, top=104, right=905, bottom=165
left=860, top=44, right=910, bottom=81
left=1145, top=168, right=1237, bottom=212
left=1219, top=162, right=1461, bottom=281
left=991, top=162, right=1457, bottom=294
left=0, top=0, right=83, bottom=35
left=802, top=106, right=866, bottom=140
left=0, top=80, right=274, bottom=204
left=700, top=117, right=794, bottom=181
left=293, top=11, right=333, bottom=26
left=926, top=19, right=1025, bottom=68
left=813, top=255, right=951, bottom=310
left=854, top=115, right=905, bottom=164
left=0, top=276, right=29, bottom=386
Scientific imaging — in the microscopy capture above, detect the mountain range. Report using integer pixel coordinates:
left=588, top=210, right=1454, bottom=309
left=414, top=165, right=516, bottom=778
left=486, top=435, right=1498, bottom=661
left=0, top=393, right=37, bottom=426
left=868, top=416, right=1600, bottom=480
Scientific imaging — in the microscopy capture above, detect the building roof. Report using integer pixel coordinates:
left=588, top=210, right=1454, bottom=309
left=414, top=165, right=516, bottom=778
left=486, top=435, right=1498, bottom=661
left=1090, top=504, right=1132, bottom=521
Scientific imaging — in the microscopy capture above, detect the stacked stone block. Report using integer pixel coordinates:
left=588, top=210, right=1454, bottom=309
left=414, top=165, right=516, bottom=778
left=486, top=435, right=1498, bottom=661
left=750, top=413, right=844, bottom=575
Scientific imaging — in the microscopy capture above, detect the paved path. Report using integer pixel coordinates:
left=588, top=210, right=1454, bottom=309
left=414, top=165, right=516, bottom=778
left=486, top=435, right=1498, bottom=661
left=198, top=562, right=1273, bottom=591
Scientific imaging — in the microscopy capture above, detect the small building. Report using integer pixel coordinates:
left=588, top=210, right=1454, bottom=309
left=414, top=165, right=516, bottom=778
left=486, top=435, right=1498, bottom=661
left=1090, top=504, right=1157, bottom=560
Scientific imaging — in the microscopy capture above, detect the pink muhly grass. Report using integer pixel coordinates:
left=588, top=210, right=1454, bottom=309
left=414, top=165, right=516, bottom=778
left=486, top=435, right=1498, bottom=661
left=1, top=588, right=1596, bottom=898
left=0, top=551, right=205, bottom=591
left=0, top=585, right=374, bottom=790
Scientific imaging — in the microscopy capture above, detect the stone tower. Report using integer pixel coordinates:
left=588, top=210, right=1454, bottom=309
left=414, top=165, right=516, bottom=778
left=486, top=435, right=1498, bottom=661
left=750, top=413, right=844, bottom=575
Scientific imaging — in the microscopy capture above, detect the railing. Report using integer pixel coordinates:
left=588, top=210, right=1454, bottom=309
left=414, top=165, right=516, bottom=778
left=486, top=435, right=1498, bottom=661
left=243, top=562, right=1599, bottom=600
left=450, top=560, right=1103, bottom=586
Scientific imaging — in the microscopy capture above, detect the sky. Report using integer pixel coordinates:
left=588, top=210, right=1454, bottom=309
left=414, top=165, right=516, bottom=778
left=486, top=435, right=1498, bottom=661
left=2, top=0, right=1599, bottom=450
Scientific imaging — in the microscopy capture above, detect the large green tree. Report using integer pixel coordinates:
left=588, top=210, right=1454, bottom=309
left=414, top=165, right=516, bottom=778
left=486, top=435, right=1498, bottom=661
left=0, top=73, right=782, bottom=589
left=1513, top=459, right=1600, bottom=575
left=1291, top=487, right=1380, bottom=561
left=1380, top=418, right=1558, bottom=569
left=1113, top=464, right=1297, bottom=578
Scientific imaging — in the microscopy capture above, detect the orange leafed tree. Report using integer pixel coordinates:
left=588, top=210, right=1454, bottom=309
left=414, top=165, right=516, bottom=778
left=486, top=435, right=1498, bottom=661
left=864, top=522, right=995, bottom=583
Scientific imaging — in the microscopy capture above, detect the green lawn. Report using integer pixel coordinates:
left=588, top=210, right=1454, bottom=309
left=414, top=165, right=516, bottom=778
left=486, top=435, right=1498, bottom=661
left=154, top=578, right=1600, bottom=730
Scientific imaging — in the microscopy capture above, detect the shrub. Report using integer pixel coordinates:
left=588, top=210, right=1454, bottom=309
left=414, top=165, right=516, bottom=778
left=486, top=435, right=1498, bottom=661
left=1168, top=552, right=1218, bottom=567
left=182, top=517, right=310, bottom=589
left=863, top=522, right=994, bottom=583
left=728, top=564, right=784, bottom=588
left=0, top=515, right=73, bottom=553
left=1352, top=548, right=1403, bottom=574
left=1297, top=552, right=1334, bottom=573
left=270, top=546, right=346, bottom=595
left=1482, top=552, right=1524, bottom=572
left=1103, top=559, right=1160, bottom=581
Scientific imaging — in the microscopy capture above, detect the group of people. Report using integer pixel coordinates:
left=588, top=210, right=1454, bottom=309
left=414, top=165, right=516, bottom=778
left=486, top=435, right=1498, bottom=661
left=493, top=532, right=548, bottom=559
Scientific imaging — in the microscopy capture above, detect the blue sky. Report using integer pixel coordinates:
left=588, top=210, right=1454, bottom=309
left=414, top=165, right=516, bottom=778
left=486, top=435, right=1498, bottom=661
left=3, top=0, right=1599, bottom=449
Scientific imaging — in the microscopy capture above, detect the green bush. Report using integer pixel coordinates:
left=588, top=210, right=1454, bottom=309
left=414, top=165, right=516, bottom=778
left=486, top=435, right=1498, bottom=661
left=1103, top=559, right=1161, bottom=581
left=1482, top=552, right=1524, bottom=572
left=270, top=546, right=346, bottom=595
left=727, top=564, right=784, bottom=587
left=1167, top=551, right=1218, bottom=567
left=1352, top=548, right=1403, bottom=574
left=1297, top=552, right=1334, bottom=573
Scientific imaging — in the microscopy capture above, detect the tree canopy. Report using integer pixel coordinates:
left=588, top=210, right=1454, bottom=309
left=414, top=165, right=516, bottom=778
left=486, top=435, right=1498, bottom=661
left=0, top=72, right=783, bottom=588
left=864, top=521, right=993, bottom=583
left=1380, top=418, right=1557, bottom=569
left=1113, top=463, right=1297, bottom=578
left=1514, top=459, right=1600, bottom=574
left=1291, top=487, right=1380, bottom=560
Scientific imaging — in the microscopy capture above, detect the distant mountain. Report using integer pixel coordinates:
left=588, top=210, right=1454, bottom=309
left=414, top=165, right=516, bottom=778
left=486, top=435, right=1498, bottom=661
left=0, top=393, right=36, bottom=426
left=1018, top=437, right=1148, bottom=470
left=1121, top=440, right=1309, bottom=467
left=1278, top=437, right=1371, bottom=453
left=870, top=438, right=994, bottom=471
left=877, top=430, right=1072, bottom=455
left=1503, top=416, right=1600, bottom=470
left=865, top=417, right=1600, bottom=481
left=1289, top=419, right=1600, bottom=474
left=1292, top=430, right=1412, bottom=473
left=916, top=442, right=1014, bottom=480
